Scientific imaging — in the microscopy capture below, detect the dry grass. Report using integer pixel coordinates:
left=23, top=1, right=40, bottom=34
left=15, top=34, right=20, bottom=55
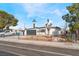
left=19, top=35, right=52, bottom=41
left=19, top=35, right=66, bottom=42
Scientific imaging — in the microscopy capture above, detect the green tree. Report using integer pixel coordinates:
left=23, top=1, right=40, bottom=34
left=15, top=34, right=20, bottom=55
left=62, top=3, right=79, bottom=41
left=0, top=10, right=18, bottom=30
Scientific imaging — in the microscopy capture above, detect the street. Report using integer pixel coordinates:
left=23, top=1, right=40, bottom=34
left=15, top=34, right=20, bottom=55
left=0, top=40, right=79, bottom=56
left=0, top=51, right=17, bottom=56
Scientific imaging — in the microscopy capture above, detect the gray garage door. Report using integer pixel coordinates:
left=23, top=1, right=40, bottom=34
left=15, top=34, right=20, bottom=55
left=27, top=30, right=36, bottom=35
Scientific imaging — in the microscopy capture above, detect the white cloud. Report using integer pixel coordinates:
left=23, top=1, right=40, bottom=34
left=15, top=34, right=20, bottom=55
left=62, top=8, right=69, bottom=13
left=51, top=9, right=62, bottom=17
left=22, top=4, right=47, bottom=18
left=52, top=9, right=62, bottom=16
left=16, top=4, right=68, bottom=29
left=22, top=4, right=67, bottom=18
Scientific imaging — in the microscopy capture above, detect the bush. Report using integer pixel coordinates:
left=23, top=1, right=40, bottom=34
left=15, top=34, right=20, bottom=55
left=65, top=34, right=72, bottom=42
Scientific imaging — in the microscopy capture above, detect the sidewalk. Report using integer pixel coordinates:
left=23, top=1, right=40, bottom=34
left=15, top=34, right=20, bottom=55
left=0, top=36, right=79, bottom=50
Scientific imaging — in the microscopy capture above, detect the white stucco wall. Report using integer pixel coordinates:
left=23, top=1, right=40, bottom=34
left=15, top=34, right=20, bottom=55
left=37, top=32, right=45, bottom=35
left=24, top=30, right=27, bottom=35
left=49, top=28, right=56, bottom=35
left=24, top=27, right=61, bottom=36
left=37, top=28, right=60, bottom=36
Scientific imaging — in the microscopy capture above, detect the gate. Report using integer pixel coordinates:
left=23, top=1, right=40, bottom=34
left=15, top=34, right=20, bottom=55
left=27, top=30, right=36, bottom=35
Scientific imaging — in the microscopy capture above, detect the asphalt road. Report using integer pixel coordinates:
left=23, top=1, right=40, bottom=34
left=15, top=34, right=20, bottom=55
left=0, top=41, right=79, bottom=56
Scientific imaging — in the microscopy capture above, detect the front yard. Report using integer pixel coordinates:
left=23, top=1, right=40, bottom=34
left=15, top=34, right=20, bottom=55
left=19, top=35, right=66, bottom=42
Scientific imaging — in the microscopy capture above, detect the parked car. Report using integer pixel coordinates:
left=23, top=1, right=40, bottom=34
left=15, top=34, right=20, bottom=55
left=5, top=32, right=15, bottom=36
left=4, top=31, right=16, bottom=36
left=0, top=30, right=16, bottom=37
left=0, top=31, right=5, bottom=37
left=0, top=29, right=5, bottom=37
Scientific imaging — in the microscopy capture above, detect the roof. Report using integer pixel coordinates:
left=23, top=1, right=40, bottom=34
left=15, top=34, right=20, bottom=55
left=27, top=26, right=61, bottom=30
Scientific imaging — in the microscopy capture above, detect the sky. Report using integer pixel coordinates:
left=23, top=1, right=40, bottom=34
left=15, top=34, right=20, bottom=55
left=0, top=3, right=72, bottom=29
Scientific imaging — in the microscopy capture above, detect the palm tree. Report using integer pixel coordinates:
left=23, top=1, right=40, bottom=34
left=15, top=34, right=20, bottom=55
left=45, top=19, right=52, bottom=35
left=32, top=19, right=36, bottom=28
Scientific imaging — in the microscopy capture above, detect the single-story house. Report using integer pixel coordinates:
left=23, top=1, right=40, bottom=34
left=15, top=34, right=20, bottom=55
left=24, top=26, right=61, bottom=36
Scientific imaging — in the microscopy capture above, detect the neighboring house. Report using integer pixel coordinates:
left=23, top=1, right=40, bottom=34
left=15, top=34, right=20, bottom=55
left=11, top=29, right=25, bottom=36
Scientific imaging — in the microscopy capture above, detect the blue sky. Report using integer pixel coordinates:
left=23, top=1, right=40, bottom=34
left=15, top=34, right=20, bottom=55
left=0, top=3, right=72, bottom=29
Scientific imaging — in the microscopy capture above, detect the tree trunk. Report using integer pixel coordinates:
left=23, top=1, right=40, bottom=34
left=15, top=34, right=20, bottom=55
left=47, top=29, right=50, bottom=35
left=6, top=26, right=9, bottom=30
left=75, top=29, right=79, bottom=40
